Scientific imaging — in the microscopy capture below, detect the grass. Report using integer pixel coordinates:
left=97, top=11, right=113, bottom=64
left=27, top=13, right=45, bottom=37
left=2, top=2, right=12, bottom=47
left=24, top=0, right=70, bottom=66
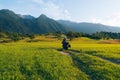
left=70, top=44, right=120, bottom=65
left=0, top=42, right=88, bottom=80
left=0, top=36, right=120, bottom=80
left=69, top=51, right=120, bottom=80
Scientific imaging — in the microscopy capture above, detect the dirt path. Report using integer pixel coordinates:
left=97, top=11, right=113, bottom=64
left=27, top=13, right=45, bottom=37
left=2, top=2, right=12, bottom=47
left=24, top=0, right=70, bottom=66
left=59, top=51, right=70, bottom=56
left=59, top=50, right=120, bottom=66
left=59, top=50, right=80, bottom=56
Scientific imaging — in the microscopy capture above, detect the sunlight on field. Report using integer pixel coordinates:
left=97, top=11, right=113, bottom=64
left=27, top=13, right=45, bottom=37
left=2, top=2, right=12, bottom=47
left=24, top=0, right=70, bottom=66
left=0, top=36, right=120, bottom=79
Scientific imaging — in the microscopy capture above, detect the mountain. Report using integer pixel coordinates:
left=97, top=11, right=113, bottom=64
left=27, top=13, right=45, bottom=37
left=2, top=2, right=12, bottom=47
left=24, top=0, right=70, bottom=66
left=0, top=9, right=28, bottom=33
left=1, top=9, right=120, bottom=34
left=58, top=20, right=120, bottom=33
left=35, top=14, right=69, bottom=33
left=0, top=9, right=69, bottom=34
left=22, top=14, right=69, bottom=33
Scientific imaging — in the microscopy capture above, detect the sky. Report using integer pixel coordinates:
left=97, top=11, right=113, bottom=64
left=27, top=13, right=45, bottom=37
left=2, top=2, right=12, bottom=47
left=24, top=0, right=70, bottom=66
left=1, top=0, right=120, bottom=26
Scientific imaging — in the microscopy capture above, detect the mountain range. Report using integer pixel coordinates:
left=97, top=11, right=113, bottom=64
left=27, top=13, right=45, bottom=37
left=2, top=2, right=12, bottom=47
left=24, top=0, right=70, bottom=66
left=58, top=20, right=120, bottom=33
left=0, top=9, right=68, bottom=34
left=1, top=9, right=120, bottom=34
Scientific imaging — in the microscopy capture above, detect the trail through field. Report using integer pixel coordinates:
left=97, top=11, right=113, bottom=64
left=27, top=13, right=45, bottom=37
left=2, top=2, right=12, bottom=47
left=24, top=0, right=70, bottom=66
left=59, top=50, right=80, bottom=56
left=59, top=50, right=120, bottom=66
left=59, top=51, right=70, bottom=56
left=95, top=56, right=120, bottom=65
left=58, top=50, right=120, bottom=80
left=84, top=51, right=120, bottom=65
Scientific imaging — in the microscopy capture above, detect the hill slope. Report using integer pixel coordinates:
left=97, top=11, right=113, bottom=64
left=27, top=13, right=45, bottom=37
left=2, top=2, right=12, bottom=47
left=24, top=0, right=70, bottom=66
left=1, top=9, right=120, bottom=34
left=0, top=9, right=69, bottom=34
left=0, top=9, right=28, bottom=33
left=58, top=20, right=120, bottom=33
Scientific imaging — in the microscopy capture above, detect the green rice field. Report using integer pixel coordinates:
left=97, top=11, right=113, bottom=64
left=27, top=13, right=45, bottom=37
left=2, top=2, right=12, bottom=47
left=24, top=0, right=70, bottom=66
left=0, top=36, right=120, bottom=80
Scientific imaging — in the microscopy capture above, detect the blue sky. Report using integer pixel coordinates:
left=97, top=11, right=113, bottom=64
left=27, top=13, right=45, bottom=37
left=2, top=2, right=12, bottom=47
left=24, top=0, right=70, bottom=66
left=1, top=0, right=120, bottom=26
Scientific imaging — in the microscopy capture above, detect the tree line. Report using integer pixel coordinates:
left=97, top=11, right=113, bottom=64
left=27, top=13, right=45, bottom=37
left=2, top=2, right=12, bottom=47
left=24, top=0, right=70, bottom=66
left=66, top=31, right=120, bottom=40
left=0, top=32, right=35, bottom=42
left=1, top=31, right=120, bottom=42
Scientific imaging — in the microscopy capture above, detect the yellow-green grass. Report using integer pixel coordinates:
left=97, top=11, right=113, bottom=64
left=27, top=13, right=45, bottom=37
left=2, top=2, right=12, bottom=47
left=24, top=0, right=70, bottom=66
left=69, top=51, right=120, bottom=80
left=70, top=43, right=120, bottom=64
left=0, top=42, right=88, bottom=80
left=0, top=36, right=120, bottom=80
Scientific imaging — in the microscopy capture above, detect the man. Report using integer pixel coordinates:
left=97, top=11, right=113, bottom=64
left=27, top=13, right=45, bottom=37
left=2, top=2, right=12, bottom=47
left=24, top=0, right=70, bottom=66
left=62, top=37, right=71, bottom=50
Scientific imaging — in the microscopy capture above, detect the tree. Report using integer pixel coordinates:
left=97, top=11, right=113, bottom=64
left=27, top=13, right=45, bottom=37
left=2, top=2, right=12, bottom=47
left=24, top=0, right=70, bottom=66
left=66, top=31, right=75, bottom=40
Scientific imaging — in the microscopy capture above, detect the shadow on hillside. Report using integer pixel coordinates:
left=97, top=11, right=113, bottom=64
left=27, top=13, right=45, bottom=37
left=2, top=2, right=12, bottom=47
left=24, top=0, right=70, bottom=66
left=57, top=48, right=64, bottom=51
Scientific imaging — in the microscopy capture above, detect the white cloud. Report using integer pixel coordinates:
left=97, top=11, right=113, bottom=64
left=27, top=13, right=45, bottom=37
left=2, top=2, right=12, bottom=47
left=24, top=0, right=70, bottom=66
left=41, top=1, right=71, bottom=20
left=22, top=0, right=72, bottom=20
left=91, top=13, right=120, bottom=26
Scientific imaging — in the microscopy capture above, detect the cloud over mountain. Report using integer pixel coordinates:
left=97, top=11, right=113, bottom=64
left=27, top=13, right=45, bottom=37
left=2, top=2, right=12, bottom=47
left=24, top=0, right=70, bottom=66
left=1, top=0, right=71, bottom=20
left=91, top=13, right=120, bottom=26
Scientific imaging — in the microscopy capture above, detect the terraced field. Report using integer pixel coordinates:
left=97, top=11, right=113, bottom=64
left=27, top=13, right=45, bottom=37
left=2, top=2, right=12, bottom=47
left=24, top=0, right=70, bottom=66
left=0, top=36, right=120, bottom=80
